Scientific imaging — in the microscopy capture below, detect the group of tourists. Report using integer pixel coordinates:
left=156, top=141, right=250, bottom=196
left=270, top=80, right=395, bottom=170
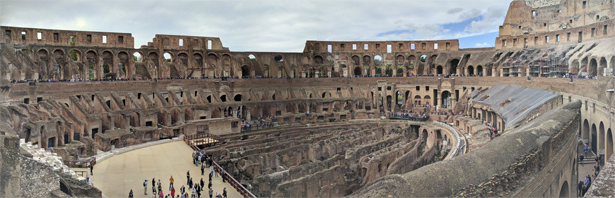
left=579, top=175, right=593, bottom=196
left=126, top=150, right=228, bottom=198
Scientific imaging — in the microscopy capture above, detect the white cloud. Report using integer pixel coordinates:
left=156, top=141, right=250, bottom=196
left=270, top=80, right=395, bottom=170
left=0, top=0, right=511, bottom=51
left=475, top=42, right=491, bottom=47
left=463, top=7, right=507, bottom=34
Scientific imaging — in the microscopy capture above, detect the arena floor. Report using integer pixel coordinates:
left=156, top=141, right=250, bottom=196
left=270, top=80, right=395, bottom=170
left=87, top=141, right=242, bottom=198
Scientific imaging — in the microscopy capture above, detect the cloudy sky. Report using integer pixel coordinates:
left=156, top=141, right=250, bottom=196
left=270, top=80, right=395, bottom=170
left=1, top=0, right=511, bottom=52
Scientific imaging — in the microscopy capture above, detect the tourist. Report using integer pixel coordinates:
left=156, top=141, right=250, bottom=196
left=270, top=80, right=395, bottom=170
left=584, top=145, right=589, bottom=156
left=158, top=179, right=162, bottom=192
left=200, top=178, right=204, bottom=192
left=196, top=184, right=202, bottom=198
left=129, top=189, right=134, bottom=198
left=187, top=171, right=190, bottom=185
left=144, top=180, right=148, bottom=195
left=180, top=185, right=185, bottom=194
left=216, top=193, right=222, bottom=198
left=580, top=154, right=585, bottom=166
left=201, top=163, right=205, bottom=175
left=171, top=187, right=176, bottom=198
left=170, top=176, right=174, bottom=190
left=578, top=181, right=584, bottom=197
left=222, top=188, right=227, bottom=198
left=90, top=164, right=94, bottom=176
left=191, top=186, right=196, bottom=198
left=209, top=188, right=213, bottom=198
left=159, top=189, right=164, bottom=198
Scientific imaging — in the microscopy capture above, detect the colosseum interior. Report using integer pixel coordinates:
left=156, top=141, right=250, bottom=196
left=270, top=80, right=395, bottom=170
left=2, top=0, right=615, bottom=197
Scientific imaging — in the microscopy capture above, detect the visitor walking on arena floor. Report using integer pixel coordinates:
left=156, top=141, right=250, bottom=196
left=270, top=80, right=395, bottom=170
left=169, top=176, right=174, bottom=190
left=143, top=180, right=148, bottom=195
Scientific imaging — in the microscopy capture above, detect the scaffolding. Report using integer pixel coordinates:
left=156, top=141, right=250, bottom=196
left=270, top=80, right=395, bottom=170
left=538, top=54, right=569, bottom=78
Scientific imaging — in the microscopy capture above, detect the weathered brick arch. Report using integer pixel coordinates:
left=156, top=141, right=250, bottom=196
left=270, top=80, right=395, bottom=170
left=314, top=55, right=324, bottom=64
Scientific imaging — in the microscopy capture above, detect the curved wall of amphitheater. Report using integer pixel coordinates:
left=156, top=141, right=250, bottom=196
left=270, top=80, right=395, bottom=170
left=4, top=0, right=615, bottom=196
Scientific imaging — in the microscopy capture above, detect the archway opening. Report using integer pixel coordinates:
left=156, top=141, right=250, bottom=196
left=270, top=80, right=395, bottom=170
left=583, top=119, right=590, bottom=141
left=468, top=66, right=474, bottom=76
left=477, top=65, right=483, bottom=76
left=241, top=65, right=250, bottom=78
left=441, top=91, right=451, bottom=108
left=133, top=52, right=143, bottom=62
left=354, top=67, right=362, bottom=76
left=274, top=55, right=283, bottom=62
left=449, top=59, right=460, bottom=74
left=589, top=58, right=598, bottom=77
left=592, top=124, right=598, bottom=154
left=163, top=52, right=172, bottom=62
left=600, top=122, right=605, bottom=152
left=607, top=129, right=613, bottom=161
left=436, top=66, right=443, bottom=75
left=558, top=181, right=569, bottom=197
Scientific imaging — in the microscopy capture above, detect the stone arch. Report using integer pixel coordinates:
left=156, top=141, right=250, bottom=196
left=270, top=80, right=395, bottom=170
left=477, top=65, right=483, bottom=76
left=354, top=67, right=362, bottom=76
left=414, top=95, right=422, bottom=106
left=396, top=55, right=405, bottom=65
left=102, top=50, right=114, bottom=76
left=241, top=65, right=250, bottom=78
left=68, top=49, right=82, bottom=62
left=448, top=59, right=460, bottom=74
left=423, top=95, right=431, bottom=106
left=589, top=58, right=598, bottom=77
left=207, top=53, right=219, bottom=67
left=580, top=57, right=588, bottom=74
left=53, top=49, right=67, bottom=79
left=607, top=128, right=613, bottom=161
left=163, top=52, right=173, bottom=62
left=583, top=119, right=590, bottom=140
left=274, top=54, right=283, bottom=62
left=363, top=55, right=371, bottom=66
left=441, top=91, right=451, bottom=108
left=298, top=102, right=307, bottom=113
left=436, top=65, right=443, bottom=75
left=117, top=51, right=129, bottom=77
left=600, top=121, right=605, bottom=152
left=352, top=55, right=360, bottom=66
left=133, top=52, right=144, bottom=62
left=314, top=55, right=324, bottom=64
left=193, top=53, right=203, bottom=68
left=558, top=181, right=569, bottom=197
left=177, top=53, right=189, bottom=66
left=599, top=57, right=607, bottom=76
left=570, top=59, right=579, bottom=75
left=467, top=65, right=474, bottom=76
left=211, top=107, right=222, bottom=118
left=222, top=54, right=232, bottom=68
left=37, top=49, right=50, bottom=78
left=234, top=94, right=242, bottom=102
left=592, top=123, right=598, bottom=154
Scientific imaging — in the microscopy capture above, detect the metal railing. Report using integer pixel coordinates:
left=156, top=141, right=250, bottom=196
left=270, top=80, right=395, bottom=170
left=434, top=121, right=464, bottom=159
left=184, top=136, right=257, bottom=198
